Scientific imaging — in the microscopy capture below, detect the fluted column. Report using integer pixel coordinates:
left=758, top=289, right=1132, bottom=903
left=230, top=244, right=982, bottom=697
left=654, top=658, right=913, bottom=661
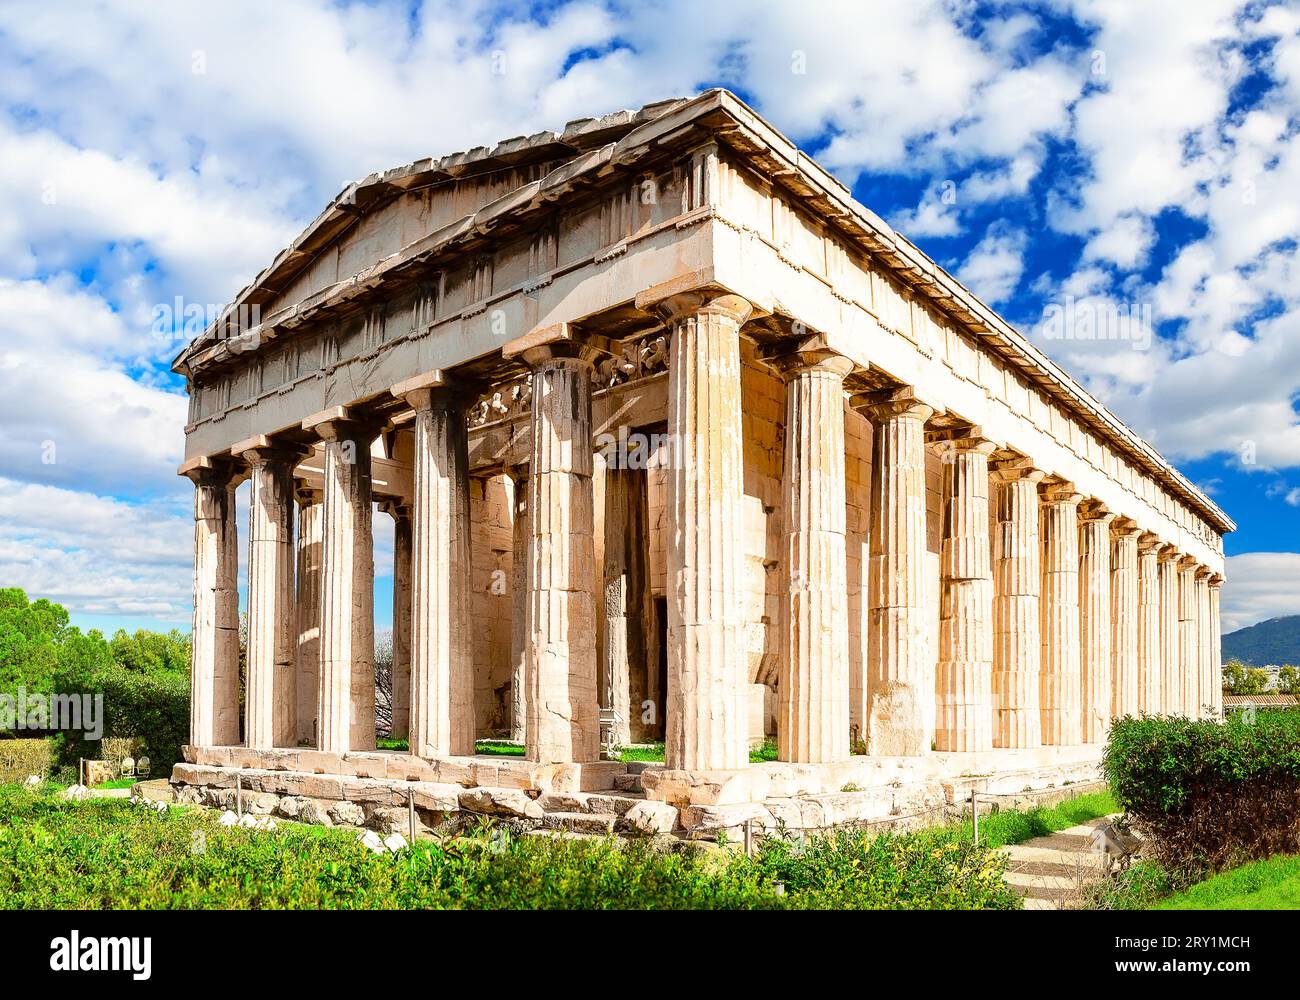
left=1078, top=504, right=1115, bottom=743
left=934, top=435, right=995, bottom=753
left=184, top=460, right=241, bottom=747
left=237, top=440, right=304, bottom=750
left=1178, top=555, right=1198, bottom=718
left=602, top=449, right=651, bottom=751
left=306, top=413, right=377, bottom=753
left=504, top=340, right=601, bottom=765
left=642, top=292, right=752, bottom=772
left=295, top=486, right=323, bottom=746
left=861, top=390, right=934, bottom=756
left=1208, top=575, right=1224, bottom=718
left=772, top=348, right=853, bottom=763
left=391, top=376, right=475, bottom=759
left=1136, top=534, right=1161, bottom=714
left=1039, top=482, right=1082, bottom=745
left=508, top=468, right=529, bottom=743
left=386, top=501, right=413, bottom=740
left=1194, top=567, right=1212, bottom=719
left=1110, top=521, right=1141, bottom=720
left=1157, top=545, right=1180, bottom=715
left=991, top=461, right=1044, bottom=748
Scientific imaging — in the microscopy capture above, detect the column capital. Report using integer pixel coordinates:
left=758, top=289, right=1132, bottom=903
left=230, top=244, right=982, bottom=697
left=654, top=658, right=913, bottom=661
left=390, top=370, right=477, bottom=412
left=231, top=434, right=311, bottom=469
left=1078, top=499, right=1116, bottom=524
left=851, top=385, right=934, bottom=423
left=989, top=455, right=1045, bottom=485
left=295, top=484, right=323, bottom=506
left=1177, top=554, right=1199, bottom=572
left=1111, top=516, right=1142, bottom=537
left=502, top=321, right=615, bottom=368
left=179, top=453, right=242, bottom=488
left=1156, top=543, right=1180, bottom=563
left=932, top=433, right=997, bottom=460
left=378, top=498, right=412, bottom=521
left=1039, top=479, right=1082, bottom=505
left=759, top=338, right=855, bottom=381
left=301, top=406, right=383, bottom=441
left=1195, top=565, right=1213, bottom=581
left=633, top=272, right=764, bottom=326
left=1209, top=574, right=1225, bottom=589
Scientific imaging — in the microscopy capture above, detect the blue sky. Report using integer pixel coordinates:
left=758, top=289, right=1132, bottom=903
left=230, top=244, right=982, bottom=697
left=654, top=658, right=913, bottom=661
left=0, top=0, right=1297, bottom=637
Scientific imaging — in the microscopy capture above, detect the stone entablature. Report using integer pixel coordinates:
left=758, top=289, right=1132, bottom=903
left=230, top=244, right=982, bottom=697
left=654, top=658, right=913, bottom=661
left=172, top=90, right=1232, bottom=815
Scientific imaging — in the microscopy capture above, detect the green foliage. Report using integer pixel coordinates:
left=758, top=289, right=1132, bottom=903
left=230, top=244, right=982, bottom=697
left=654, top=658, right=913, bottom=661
left=0, top=738, right=53, bottom=782
left=108, top=630, right=190, bottom=676
left=613, top=742, right=664, bottom=762
left=749, top=737, right=779, bottom=763
left=753, top=826, right=1019, bottom=910
left=0, top=588, right=113, bottom=699
left=1277, top=665, right=1300, bottom=696
left=1155, top=853, right=1300, bottom=910
left=473, top=740, right=524, bottom=757
left=1222, top=658, right=1269, bottom=695
left=0, top=785, right=1020, bottom=910
left=952, top=790, right=1118, bottom=849
left=1086, top=859, right=1179, bottom=910
left=1104, top=712, right=1300, bottom=875
left=59, top=668, right=189, bottom=775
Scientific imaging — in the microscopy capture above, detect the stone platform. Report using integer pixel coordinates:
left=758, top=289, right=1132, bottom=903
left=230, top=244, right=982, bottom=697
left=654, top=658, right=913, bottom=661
left=171, top=744, right=1104, bottom=840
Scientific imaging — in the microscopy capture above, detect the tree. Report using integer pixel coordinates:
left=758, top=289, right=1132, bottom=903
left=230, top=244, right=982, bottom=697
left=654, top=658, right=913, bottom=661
left=1223, top=658, right=1250, bottom=695
left=1278, top=665, right=1300, bottom=696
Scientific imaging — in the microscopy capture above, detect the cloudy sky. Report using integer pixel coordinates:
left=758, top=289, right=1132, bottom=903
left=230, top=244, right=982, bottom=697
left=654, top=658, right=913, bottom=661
left=1, top=0, right=1298, bottom=637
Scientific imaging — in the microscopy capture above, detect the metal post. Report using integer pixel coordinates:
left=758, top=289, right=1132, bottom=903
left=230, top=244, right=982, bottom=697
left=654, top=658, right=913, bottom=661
left=236, top=774, right=243, bottom=817
left=408, top=787, right=417, bottom=842
left=78, top=758, right=84, bottom=787
left=970, top=788, right=979, bottom=846
left=743, top=818, right=753, bottom=857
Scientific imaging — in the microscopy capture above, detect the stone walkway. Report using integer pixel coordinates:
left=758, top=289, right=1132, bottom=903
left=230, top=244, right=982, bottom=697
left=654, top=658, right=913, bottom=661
left=1001, top=814, right=1119, bottom=910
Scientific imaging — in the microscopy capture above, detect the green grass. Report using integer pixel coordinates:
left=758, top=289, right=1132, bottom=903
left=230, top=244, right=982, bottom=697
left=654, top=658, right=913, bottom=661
left=91, top=778, right=137, bottom=790
left=949, top=790, right=1118, bottom=849
left=612, top=738, right=779, bottom=765
left=1155, top=855, right=1300, bottom=910
left=0, top=783, right=1019, bottom=910
left=473, top=740, right=525, bottom=757
left=375, top=737, right=408, bottom=751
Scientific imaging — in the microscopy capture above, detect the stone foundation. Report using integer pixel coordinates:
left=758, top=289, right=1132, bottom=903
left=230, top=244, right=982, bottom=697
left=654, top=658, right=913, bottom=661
left=171, top=744, right=1103, bottom=841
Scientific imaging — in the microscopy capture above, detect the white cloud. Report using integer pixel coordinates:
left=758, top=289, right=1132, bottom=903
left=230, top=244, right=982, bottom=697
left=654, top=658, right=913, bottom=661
left=1221, top=552, right=1300, bottom=632
left=957, top=224, right=1027, bottom=304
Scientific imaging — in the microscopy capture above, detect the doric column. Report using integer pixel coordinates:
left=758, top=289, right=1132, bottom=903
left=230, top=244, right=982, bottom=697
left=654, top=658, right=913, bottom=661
left=235, top=438, right=305, bottom=750
left=1110, top=521, right=1141, bottom=720
left=602, top=448, right=651, bottom=751
left=295, top=486, right=323, bottom=746
left=1208, top=575, right=1224, bottom=718
left=934, top=434, right=996, bottom=753
left=771, top=347, right=853, bottom=764
left=391, top=375, right=475, bottom=759
left=304, top=411, right=377, bottom=753
left=1157, top=545, right=1180, bottom=714
left=508, top=467, right=529, bottom=743
left=1039, top=481, right=1082, bottom=745
left=502, top=335, right=601, bottom=765
left=639, top=292, right=753, bottom=772
left=990, top=460, right=1044, bottom=748
left=385, top=500, right=413, bottom=740
left=1078, top=502, right=1115, bottom=744
left=1194, top=566, right=1212, bottom=719
left=1136, top=534, right=1161, bottom=714
left=1178, top=555, right=1199, bottom=718
left=861, top=388, right=934, bottom=756
left=183, top=459, right=241, bottom=747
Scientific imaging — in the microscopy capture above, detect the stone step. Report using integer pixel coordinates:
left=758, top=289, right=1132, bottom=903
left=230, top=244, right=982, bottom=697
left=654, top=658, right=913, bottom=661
left=1004, top=844, right=1106, bottom=869
left=1022, top=896, right=1057, bottom=911
left=613, top=773, right=643, bottom=793
left=539, top=790, right=642, bottom=815
left=1004, top=870, right=1079, bottom=900
left=539, top=812, right=617, bottom=835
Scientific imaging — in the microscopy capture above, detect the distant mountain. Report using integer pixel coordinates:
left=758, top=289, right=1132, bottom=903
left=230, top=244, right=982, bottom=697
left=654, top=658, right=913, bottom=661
left=1222, top=615, right=1300, bottom=667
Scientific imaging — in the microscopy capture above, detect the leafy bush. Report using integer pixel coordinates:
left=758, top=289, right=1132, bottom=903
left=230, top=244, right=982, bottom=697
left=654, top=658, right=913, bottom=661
left=1104, top=711, right=1300, bottom=874
left=754, top=826, right=1018, bottom=910
left=0, top=785, right=1020, bottom=910
left=58, top=668, right=189, bottom=775
left=0, top=738, right=53, bottom=782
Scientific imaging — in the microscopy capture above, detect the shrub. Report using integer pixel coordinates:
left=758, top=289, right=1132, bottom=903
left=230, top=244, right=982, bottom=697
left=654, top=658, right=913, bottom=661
left=0, top=738, right=53, bottom=783
left=1104, top=711, right=1300, bottom=875
left=59, top=667, right=189, bottom=776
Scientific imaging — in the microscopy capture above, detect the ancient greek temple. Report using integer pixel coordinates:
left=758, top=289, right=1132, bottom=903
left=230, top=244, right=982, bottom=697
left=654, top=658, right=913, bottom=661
left=171, top=91, right=1231, bottom=834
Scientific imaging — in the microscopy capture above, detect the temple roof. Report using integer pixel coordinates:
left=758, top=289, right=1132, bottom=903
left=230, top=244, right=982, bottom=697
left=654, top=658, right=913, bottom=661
left=172, top=89, right=1234, bottom=535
